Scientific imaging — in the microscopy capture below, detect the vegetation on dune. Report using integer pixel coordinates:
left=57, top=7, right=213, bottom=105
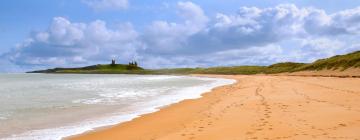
left=192, top=66, right=267, bottom=75
left=149, top=66, right=267, bottom=75
left=265, top=62, right=307, bottom=73
left=28, top=51, right=360, bottom=75
left=147, top=68, right=201, bottom=75
left=295, top=51, right=360, bottom=71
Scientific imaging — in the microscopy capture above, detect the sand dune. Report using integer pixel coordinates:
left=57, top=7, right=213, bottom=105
left=69, top=75, right=360, bottom=140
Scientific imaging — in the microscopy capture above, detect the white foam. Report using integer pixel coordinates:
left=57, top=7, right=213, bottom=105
left=3, top=113, right=139, bottom=140
left=2, top=76, right=235, bottom=140
left=72, top=98, right=105, bottom=105
left=0, top=113, right=11, bottom=120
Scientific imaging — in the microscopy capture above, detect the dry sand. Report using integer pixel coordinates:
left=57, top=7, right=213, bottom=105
left=69, top=75, right=360, bottom=140
left=277, top=68, right=360, bottom=78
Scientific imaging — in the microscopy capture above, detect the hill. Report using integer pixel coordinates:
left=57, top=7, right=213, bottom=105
left=28, top=51, right=360, bottom=75
left=163, top=51, right=360, bottom=75
left=28, top=64, right=146, bottom=74
left=294, top=51, right=360, bottom=71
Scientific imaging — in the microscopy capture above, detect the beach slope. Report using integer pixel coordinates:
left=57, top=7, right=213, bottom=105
left=69, top=75, right=360, bottom=140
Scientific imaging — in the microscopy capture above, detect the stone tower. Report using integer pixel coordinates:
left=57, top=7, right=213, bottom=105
left=111, top=59, right=116, bottom=65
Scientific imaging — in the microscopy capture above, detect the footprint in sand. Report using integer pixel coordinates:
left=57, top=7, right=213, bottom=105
left=246, top=131, right=254, bottom=135
left=338, top=123, right=347, bottom=127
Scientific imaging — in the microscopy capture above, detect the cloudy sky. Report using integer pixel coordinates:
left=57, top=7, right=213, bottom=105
left=1, top=0, right=360, bottom=72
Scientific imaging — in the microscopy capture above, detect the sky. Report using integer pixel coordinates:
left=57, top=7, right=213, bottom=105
left=1, top=0, right=360, bottom=72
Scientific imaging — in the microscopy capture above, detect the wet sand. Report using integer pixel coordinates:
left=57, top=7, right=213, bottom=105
left=69, top=75, right=360, bottom=140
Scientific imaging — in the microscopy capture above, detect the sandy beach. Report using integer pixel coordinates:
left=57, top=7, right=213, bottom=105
left=69, top=75, right=360, bottom=140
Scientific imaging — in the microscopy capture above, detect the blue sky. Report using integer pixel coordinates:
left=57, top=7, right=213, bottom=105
left=1, top=0, right=360, bottom=72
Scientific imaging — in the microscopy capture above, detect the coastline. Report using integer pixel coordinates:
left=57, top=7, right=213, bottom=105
left=0, top=74, right=233, bottom=140
left=50, top=75, right=233, bottom=140
left=64, top=75, right=237, bottom=140
left=68, top=74, right=360, bottom=140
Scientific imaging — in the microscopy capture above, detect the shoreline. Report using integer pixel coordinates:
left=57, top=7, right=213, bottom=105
left=54, top=75, right=235, bottom=140
left=69, top=74, right=360, bottom=140
left=0, top=74, right=234, bottom=140
left=65, top=75, right=237, bottom=140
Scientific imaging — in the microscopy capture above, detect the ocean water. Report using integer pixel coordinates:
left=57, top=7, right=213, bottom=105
left=0, top=74, right=235, bottom=140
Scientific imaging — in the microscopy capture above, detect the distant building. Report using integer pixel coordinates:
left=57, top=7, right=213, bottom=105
left=111, top=59, right=116, bottom=65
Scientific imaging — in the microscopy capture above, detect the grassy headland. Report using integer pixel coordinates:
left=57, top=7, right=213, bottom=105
left=28, top=63, right=148, bottom=74
left=28, top=51, right=360, bottom=75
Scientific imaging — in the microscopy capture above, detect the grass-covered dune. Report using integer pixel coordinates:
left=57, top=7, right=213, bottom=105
left=28, top=51, right=360, bottom=75
left=295, top=51, right=360, bottom=71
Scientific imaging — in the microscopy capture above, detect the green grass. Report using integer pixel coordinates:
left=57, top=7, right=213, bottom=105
left=28, top=50, right=360, bottom=75
left=29, top=64, right=146, bottom=74
left=150, top=51, right=360, bottom=74
left=265, top=62, right=306, bottom=73
left=192, top=66, right=267, bottom=75
left=295, top=51, right=360, bottom=71
left=144, top=66, right=267, bottom=75
left=146, top=68, right=201, bottom=75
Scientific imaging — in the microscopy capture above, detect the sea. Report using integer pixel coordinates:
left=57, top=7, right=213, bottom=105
left=0, top=74, right=235, bottom=140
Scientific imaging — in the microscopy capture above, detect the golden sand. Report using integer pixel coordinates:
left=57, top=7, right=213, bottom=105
left=69, top=75, right=360, bottom=140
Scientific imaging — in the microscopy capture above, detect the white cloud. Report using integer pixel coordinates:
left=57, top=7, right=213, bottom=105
left=141, top=1, right=208, bottom=54
left=2, top=3, right=360, bottom=72
left=331, top=7, right=360, bottom=34
left=177, top=1, right=209, bottom=33
left=297, top=38, right=345, bottom=62
left=46, top=17, right=86, bottom=45
left=206, top=44, right=284, bottom=66
left=3, top=17, right=139, bottom=68
left=82, top=0, right=128, bottom=11
left=176, top=4, right=360, bottom=54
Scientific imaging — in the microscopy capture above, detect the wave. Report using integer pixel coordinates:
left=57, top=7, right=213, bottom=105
left=1, top=76, right=235, bottom=140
